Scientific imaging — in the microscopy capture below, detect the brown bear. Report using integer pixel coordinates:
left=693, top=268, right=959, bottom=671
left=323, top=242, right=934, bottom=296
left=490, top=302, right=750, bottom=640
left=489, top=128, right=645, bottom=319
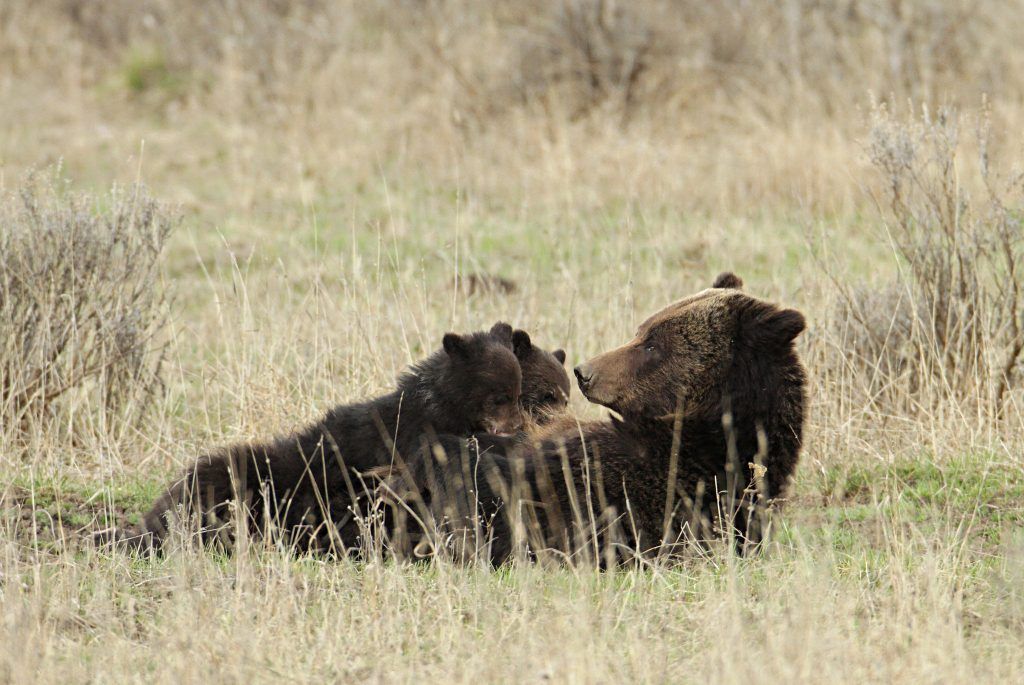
left=107, top=321, right=567, bottom=554
left=386, top=273, right=807, bottom=564
left=512, top=328, right=570, bottom=423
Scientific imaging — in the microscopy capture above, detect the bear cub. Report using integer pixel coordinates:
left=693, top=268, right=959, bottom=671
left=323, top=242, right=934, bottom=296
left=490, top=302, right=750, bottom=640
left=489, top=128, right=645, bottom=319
left=113, top=321, right=566, bottom=555
left=512, top=328, right=570, bottom=424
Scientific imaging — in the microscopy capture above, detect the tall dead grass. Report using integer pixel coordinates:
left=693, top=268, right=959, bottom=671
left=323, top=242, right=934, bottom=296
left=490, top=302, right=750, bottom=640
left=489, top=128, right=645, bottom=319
left=3, top=492, right=1022, bottom=683
left=3, top=1, right=1024, bottom=212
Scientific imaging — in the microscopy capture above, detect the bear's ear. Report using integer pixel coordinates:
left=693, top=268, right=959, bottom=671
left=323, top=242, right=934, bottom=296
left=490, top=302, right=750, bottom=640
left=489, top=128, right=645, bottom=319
left=489, top=321, right=514, bottom=346
left=713, top=272, right=743, bottom=289
left=511, top=329, right=532, bottom=359
left=443, top=333, right=469, bottom=358
left=552, top=349, right=567, bottom=365
left=738, top=300, right=806, bottom=349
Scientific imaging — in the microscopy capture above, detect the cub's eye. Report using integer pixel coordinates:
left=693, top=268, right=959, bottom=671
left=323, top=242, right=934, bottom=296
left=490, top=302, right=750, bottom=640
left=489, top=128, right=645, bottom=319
left=643, top=342, right=657, bottom=353
left=493, top=395, right=511, bottom=406
left=543, top=392, right=557, bottom=403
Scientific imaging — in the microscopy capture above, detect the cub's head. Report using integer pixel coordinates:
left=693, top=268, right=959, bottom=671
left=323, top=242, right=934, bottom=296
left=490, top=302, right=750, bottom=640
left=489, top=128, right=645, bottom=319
left=573, top=273, right=805, bottom=420
left=440, top=321, right=524, bottom=435
left=511, top=329, right=570, bottom=423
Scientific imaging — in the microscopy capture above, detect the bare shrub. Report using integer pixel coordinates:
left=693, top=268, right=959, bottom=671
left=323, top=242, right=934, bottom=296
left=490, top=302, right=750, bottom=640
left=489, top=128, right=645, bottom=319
left=18, top=1, right=1017, bottom=125
left=511, top=0, right=657, bottom=121
left=0, top=171, right=177, bottom=444
left=828, top=106, right=1024, bottom=413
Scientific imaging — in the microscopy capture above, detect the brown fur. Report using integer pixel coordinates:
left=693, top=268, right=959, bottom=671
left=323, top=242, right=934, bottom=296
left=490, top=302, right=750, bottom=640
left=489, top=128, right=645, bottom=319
left=512, top=328, right=570, bottom=423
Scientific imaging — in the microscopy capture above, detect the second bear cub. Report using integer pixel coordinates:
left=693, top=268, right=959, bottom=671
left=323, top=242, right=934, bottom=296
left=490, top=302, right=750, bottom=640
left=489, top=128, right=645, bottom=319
left=513, top=328, right=570, bottom=423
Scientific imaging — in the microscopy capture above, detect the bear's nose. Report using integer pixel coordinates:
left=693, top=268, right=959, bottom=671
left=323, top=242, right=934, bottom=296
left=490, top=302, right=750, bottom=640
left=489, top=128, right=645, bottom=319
left=574, top=364, right=593, bottom=391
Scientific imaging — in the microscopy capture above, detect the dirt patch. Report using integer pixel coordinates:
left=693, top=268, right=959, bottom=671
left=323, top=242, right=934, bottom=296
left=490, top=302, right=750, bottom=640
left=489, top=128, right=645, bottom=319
left=1, top=483, right=145, bottom=551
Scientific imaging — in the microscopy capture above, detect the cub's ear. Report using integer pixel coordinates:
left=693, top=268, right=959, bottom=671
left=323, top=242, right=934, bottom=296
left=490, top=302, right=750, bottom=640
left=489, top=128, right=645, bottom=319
left=489, top=321, right=514, bottom=346
left=443, top=333, right=469, bottom=358
left=552, top=349, right=567, bottom=365
left=713, top=272, right=743, bottom=289
left=511, top=329, right=532, bottom=359
left=738, top=300, right=806, bottom=348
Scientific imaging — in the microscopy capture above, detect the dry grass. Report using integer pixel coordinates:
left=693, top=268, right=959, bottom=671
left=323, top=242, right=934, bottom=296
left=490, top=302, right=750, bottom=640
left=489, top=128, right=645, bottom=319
left=2, top=1, right=1024, bottom=682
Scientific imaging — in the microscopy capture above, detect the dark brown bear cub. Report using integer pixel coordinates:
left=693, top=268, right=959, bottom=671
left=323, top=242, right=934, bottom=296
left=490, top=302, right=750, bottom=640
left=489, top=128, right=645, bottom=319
left=119, top=322, right=528, bottom=554
left=398, top=274, right=806, bottom=564
left=512, top=328, right=570, bottom=423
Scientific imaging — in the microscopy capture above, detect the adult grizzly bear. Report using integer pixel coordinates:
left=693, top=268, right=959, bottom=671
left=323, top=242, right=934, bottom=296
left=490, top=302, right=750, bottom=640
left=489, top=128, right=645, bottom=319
left=386, top=273, right=806, bottom=563
left=107, top=322, right=568, bottom=555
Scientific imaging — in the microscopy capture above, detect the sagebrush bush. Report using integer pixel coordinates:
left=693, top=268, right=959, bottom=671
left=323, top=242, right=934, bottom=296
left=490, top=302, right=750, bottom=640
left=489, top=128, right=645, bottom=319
left=0, top=172, right=177, bottom=445
left=829, top=107, right=1024, bottom=413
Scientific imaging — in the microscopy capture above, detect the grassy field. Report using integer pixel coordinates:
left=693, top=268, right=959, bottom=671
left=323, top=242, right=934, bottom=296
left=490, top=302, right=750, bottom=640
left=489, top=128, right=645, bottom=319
left=3, top=1, right=1024, bottom=682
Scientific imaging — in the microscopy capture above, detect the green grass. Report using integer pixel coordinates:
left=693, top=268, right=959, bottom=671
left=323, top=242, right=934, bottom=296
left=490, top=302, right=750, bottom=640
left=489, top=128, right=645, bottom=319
left=3, top=474, right=164, bottom=547
left=121, top=44, right=187, bottom=97
left=817, top=453, right=1024, bottom=542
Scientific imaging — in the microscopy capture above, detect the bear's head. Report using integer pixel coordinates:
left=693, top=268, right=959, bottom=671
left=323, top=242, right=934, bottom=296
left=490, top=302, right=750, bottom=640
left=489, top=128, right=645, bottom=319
left=511, top=328, right=570, bottom=422
left=573, top=273, right=805, bottom=422
left=439, top=321, right=525, bottom=435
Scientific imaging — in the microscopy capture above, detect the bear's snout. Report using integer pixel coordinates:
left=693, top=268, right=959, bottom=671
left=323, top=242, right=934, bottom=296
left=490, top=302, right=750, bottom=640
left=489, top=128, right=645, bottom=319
left=575, top=347, right=633, bottom=411
left=574, top=363, right=594, bottom=392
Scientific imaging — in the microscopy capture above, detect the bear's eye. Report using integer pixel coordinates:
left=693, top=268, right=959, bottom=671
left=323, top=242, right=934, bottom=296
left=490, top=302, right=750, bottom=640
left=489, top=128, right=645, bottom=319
left=493, top=395, right=511, bottom=406
left=643, top=341, right=657, bottom=353
left=543, top=392, right=557, bottom=403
